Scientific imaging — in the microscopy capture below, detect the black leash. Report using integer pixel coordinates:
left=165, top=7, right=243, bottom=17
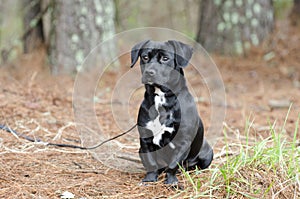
left=0, top=124, right=137, bottom=150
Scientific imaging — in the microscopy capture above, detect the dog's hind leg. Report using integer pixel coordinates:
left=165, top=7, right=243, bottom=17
left=196, top=139, right=213, bottom=169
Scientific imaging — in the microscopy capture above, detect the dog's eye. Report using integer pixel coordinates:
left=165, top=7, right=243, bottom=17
left=141, top=55, right=149, bottom=61
left=161, top=56, right=169, bottom=62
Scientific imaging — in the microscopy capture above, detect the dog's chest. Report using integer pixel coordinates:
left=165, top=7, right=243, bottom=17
left=145, top=87, right=175, bottom=147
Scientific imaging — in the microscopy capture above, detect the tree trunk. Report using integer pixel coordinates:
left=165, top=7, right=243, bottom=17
left=196, top=0, right=274, bottom=55
left=0, top=0, right=23, bottom=64
left=290, top=0, right=300, bottom=26
left=23, top=0, right=44, bottom=53
left=48, top=0, right=116, bottom=75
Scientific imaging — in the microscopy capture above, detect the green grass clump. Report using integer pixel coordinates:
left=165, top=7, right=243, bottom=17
left=175, top=107, right=299, bottom=198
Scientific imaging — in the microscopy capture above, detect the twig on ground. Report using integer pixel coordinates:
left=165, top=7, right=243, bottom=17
left=53, top=122, right=76, bottom=141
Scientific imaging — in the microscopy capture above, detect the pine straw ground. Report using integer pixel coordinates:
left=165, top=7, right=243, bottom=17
left=1, top=24, right=300, bottom=198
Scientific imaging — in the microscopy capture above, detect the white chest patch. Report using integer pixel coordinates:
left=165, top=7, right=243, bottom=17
left=154, top=88, right=166, bottom=110
left=146, top=87, right=174, bottom=146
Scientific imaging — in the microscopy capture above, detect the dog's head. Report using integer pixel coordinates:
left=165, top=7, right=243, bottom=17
left=130, top=40, right=193, bottom=89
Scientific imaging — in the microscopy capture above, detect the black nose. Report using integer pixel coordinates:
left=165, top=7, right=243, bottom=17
left=146, top=69, right=156, bottom=76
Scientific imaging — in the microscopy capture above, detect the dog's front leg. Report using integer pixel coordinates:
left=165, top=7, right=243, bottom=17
left=139, top=136, right=162, bottom=182
left=165, top=168, right=178, bottom=184
left=140, top=151, right=161, bottom=182
left=142, top=171, right=159, bottom=182
left=165, top=139, right=191, bottom=184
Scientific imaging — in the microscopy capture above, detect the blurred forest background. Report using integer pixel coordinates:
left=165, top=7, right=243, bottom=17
left=0, top=0, right=298, bottom=74
left=1, top=1, right=300, bottom=198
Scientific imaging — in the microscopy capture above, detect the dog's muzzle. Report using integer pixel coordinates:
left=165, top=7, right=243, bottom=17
left=141, top=63, right=174, bottom=86
left=142, top=68, right=157, bottom=85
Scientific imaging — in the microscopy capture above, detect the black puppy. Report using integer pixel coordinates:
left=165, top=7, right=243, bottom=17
left=130, top=40, right=213, bottom=184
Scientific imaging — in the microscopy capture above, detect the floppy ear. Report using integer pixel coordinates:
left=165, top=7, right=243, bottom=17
left=167, top=40, right=193, bottom=67
left=130, top=40, right=150, bottom=68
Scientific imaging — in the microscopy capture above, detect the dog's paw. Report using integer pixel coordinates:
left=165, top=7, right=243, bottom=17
left=164, top=173, right=178, bottom=185
left=142, top=172, right=158, bottom=182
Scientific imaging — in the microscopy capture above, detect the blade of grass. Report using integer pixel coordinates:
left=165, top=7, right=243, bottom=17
left=281, top=103, right=293, bottom=134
